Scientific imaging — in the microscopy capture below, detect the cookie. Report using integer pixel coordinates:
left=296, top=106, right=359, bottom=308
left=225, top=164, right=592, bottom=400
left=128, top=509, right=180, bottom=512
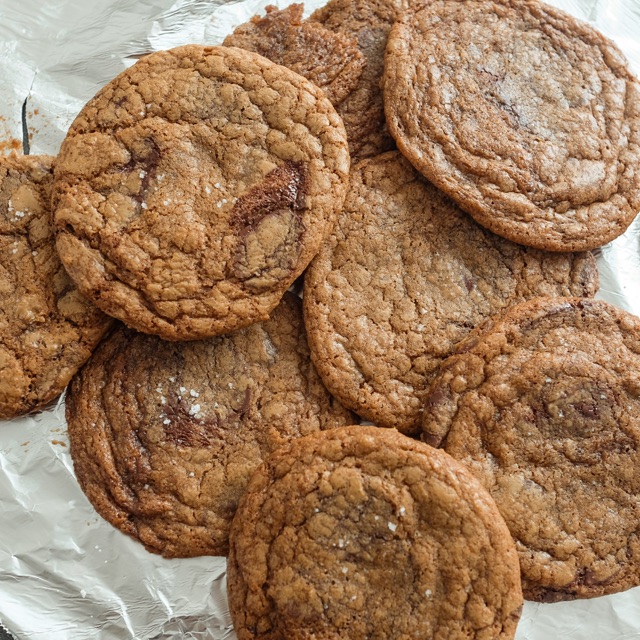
left=383, top=0, right=640, bottom=252
left=0, top=155, right=112, bottom=420
left=223, top=4, right=365, bottom=107
left=66, top=293, right=354, bottom=558
left=310, top=0, right=405, bottom=161
left=53, top=45, right=350, bottom=341
left=422, top=297, right=640, bottom=601
left=227, top=425, right=523, bottom=640
left=303, top=152, right=598, bottom=434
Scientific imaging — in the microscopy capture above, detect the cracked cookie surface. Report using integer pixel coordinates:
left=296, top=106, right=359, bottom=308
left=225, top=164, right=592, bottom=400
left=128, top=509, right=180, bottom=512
left=0, top=155, right=112, bottom=420
left=422, top=297, right=640, bottom=601
left=383, top=0, right=640, bottom=251
left=227, top=425, right=523, bottom=640
left=223, top=4, right=365, bottom=107
left=303, top=152, right=598, bottom=434
left=310, top=0, right=406, bottom=161
left=53, top=45, right=349, bottom=340
left=66, top=293, right=354, bottom=558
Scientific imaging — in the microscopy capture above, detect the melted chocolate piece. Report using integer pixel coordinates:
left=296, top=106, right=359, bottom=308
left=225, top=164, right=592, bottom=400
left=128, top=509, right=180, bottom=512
left=232, top=161, right=307, bottom=228
left=230, top=161, right=308, bottom=291
left=163, top=388, right=252, bottom=448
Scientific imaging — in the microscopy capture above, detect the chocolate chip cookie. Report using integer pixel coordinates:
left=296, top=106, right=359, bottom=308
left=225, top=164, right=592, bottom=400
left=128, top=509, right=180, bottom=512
left=0, top=155, right=111, bottom=420
left=66, top=293, right=354, bottom=558
left=304, top=152, right=598, bottom=434
left=53, top=45, right=350, bottom=341
left=227, top=425, right=523, bottom=640
left=310, top=0, right=405, bottom=161
left=384, top=0, right=640, bottom=251
left=223, top=4, right=365, bottom=107
left=423, top=297, right=640, bottom=601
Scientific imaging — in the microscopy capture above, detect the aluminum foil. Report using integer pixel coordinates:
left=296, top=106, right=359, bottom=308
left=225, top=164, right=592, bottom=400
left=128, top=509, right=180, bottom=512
left=1, top=0, right=640, bottom=638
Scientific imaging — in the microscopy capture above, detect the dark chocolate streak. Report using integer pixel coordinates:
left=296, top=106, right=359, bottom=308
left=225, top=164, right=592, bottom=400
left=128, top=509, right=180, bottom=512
left=538, top=565, right=625, bottom=603
left=130, top=141, right=161, bottom=205
left=162, top=388, right=252, bottom=448
left=229, top=160, right=308, bottom=288
left=232, top=160, right=308, bottom=228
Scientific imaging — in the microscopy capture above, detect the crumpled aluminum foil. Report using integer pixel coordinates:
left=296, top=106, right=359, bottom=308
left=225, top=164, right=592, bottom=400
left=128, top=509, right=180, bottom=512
left=1, top=0, right=640, bottom=638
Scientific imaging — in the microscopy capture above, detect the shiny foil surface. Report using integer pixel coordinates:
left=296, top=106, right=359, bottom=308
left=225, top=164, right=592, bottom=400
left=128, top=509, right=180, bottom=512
left=1, top=0, right=640, bottom=638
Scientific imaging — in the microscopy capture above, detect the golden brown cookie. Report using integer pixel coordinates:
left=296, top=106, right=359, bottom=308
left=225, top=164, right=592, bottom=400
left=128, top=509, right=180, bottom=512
left=227, top=425, right=523, bottom=640
left=53, top=45, right=349, bottom=341
left=422, top=297, right=640, bottom=601
left=66, top=293, right=354, bottom=558
left=303, top=152, right=598, bottom=434
left=383, top=0, right=640, bottom=251
left=223, top=4, right=365, bottom=107
left=0, top=155, right=111, bottom=420
left=310, top=0, right=406, bottom=161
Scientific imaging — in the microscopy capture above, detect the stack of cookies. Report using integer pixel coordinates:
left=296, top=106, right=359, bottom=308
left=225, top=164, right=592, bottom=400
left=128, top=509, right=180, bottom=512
left=2, top=0, right=640, bottom=637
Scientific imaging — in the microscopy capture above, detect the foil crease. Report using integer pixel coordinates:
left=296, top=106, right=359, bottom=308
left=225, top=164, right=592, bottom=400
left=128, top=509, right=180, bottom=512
left=1, top=0, right=640, bottom=638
